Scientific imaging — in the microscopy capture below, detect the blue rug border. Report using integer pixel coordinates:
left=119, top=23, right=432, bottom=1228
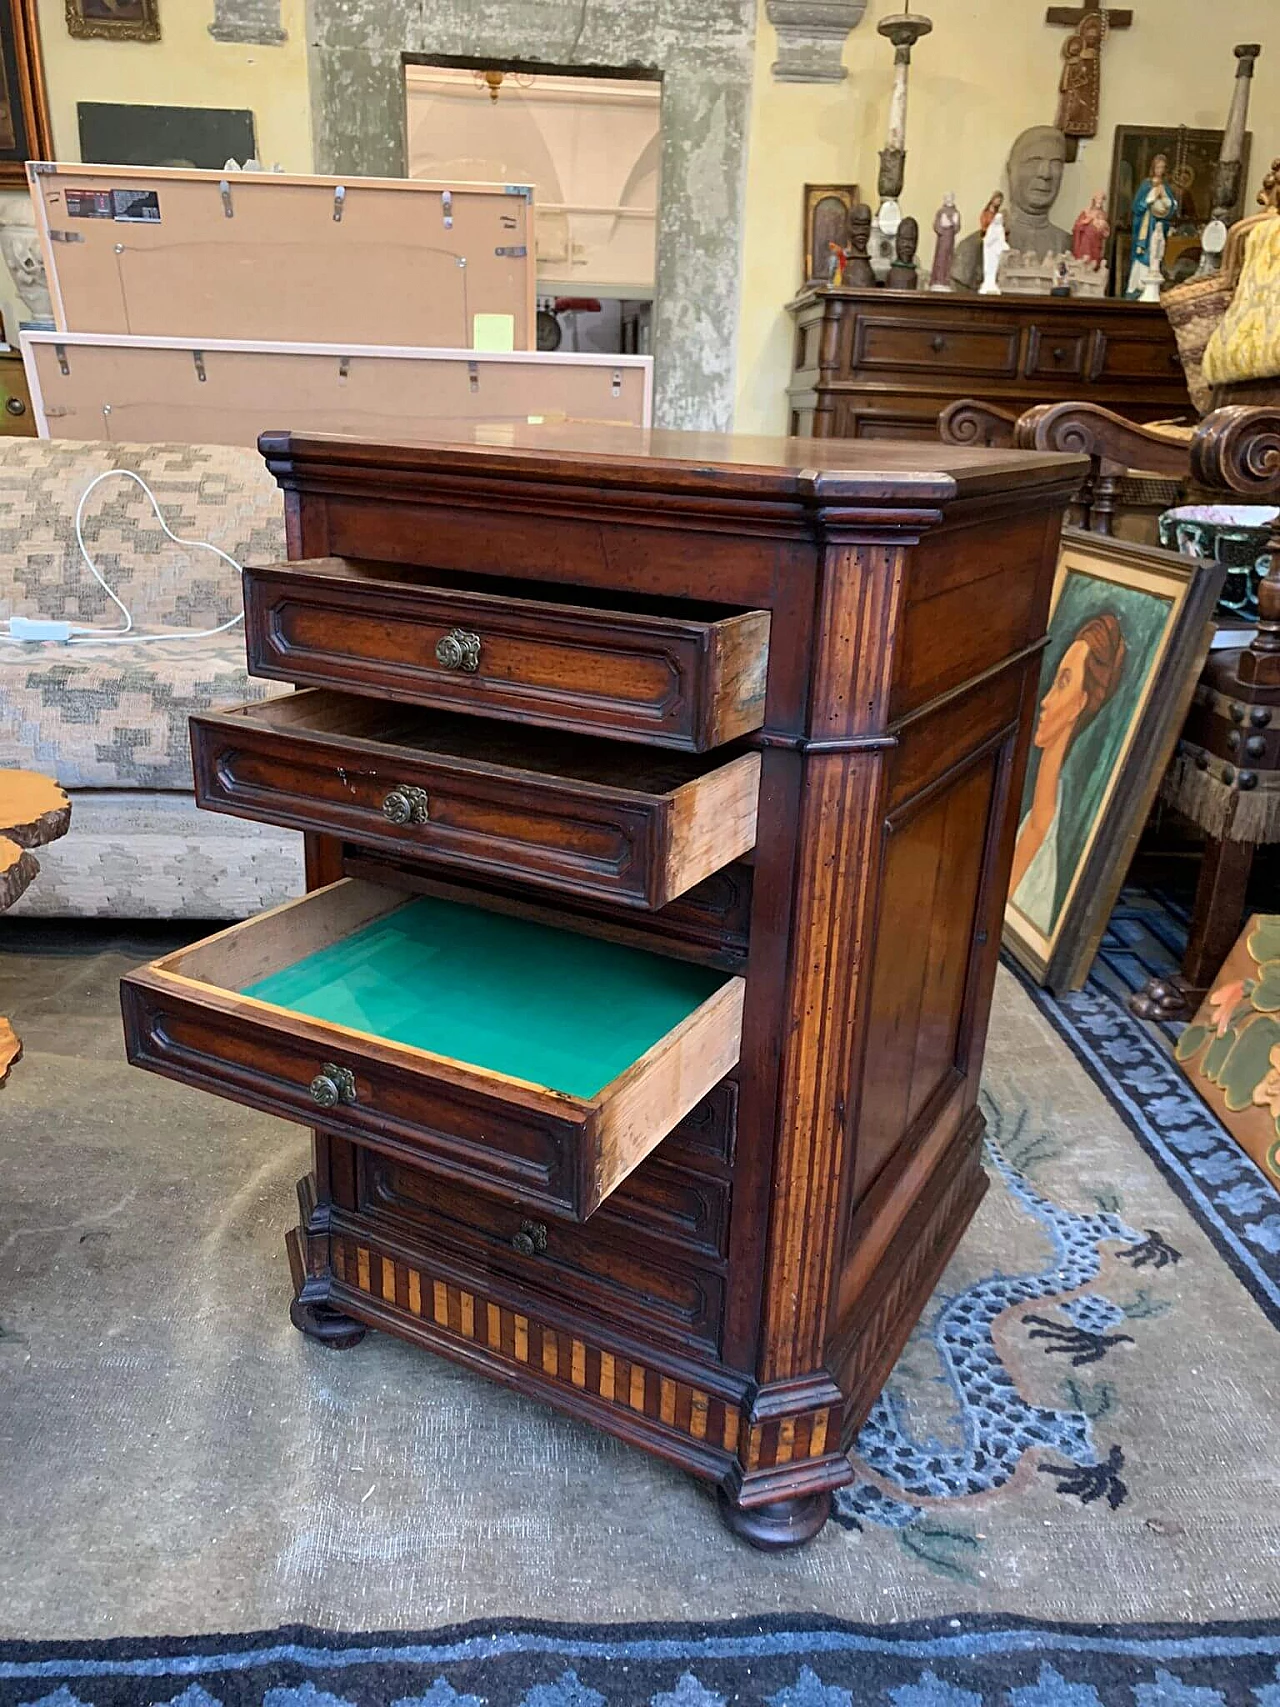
left=1004, top=953, right=1280, bottom=1329
left=4, top=1613, right=1280, bottom=1678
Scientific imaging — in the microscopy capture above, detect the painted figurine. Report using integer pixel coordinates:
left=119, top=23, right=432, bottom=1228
left=929, top=193, right=961, bottom=290
left=826, top=239, right=849, bottom=286
left=979, top=190, right=1005, bottom=234
left=980, top=210, right=1010, bottom=294
left=1071, top=191, right=1110, bottom=269
left=1126, top=153, right=1179, bottom=297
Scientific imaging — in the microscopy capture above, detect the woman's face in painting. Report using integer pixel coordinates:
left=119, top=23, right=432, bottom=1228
left=1151, top=154, right=1167, bottom=182
left=1034, top=637, right=1091, bottom=749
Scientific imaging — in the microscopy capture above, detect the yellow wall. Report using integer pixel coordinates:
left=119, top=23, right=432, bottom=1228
left=0, top=0, right=312, bottom=346
left=734, top=0, right=1280, bottom=433
left=35, top=0, right=313, bottom=171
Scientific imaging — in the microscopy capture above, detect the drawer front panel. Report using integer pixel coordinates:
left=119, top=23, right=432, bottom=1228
left=1090, top=329, right=1184, bottom=384
left=193, top=722, right=656, bottom=905
left=358, top=1152, right=726, bottom=1353
left=660, top=1080, right=738, bottom=1170
left=243, top=565, right=770, bottom=751
left=122, top=976, right=580, bottom=1211
left=852, top=315, right=1020, bottom=379
left=1024, top=326, right=1089, bottom=381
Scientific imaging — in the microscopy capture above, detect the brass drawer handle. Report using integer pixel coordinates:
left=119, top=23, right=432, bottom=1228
left=511, top=1219, right=548, bottom=1257
left=382, top=784, right=430, bottom=826
left=309, top=1062, right=357, bottom=1109
left=435, top=627, right=482, bottom=673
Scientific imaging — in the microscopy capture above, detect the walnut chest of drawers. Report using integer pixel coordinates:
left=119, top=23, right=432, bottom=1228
left=121, top=424, right=1083, bottom=1548
left=787, top=286, right=1192, bottom=442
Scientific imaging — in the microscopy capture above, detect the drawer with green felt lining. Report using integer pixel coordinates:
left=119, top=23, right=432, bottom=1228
left=120, top=878, right=745, bottom=1221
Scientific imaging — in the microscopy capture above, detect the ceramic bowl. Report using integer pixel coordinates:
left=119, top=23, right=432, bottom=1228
left=1157, top=503, right=1277, bottom=621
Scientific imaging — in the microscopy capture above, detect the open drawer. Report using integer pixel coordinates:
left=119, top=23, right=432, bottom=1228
left=242, top=557, right=771, bottom=751
left=191, top=691, right=760, bottom=910
left=120, top=879, right=744, bottom=1222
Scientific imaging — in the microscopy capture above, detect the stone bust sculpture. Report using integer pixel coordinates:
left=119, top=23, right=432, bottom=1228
left=952, top=126, right=1071, bottom=290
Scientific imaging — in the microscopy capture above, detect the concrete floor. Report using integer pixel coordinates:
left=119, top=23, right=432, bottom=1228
left=3, top=917, right=1277, bottom=1638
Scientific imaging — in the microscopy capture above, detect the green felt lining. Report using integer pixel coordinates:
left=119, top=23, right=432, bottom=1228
left=241, top=894, right=727, bottom=1101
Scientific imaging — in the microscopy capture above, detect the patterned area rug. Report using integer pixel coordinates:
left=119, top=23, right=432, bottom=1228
left=1, top=918, right=1278, bottom=1688
left=4, top=1616, right=1280, bottom=1707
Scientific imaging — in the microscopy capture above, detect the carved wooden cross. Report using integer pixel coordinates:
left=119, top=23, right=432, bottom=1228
left=1046, top=0, right=1134, bottom=159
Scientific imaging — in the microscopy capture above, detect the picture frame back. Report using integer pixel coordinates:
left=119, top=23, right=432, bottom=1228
left=803, top=183, right=858, bottom=288
left=1003, top=529, right=1225, bottom=993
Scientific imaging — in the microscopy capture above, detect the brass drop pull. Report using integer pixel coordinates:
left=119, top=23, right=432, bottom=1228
left=309, top=1062, right=357, bottom=1109
left=382, top=784, right=430, bottom=826
left=511, top=1219, right=548, bottom=1257
left=435, top=627, right=482, bottom=673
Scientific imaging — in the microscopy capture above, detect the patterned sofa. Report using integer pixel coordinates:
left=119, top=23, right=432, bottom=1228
left=0, top=439, right=304, bottom=917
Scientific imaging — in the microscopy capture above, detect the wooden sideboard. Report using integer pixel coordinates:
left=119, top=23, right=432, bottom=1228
left=787, top=287, right=1192, bottom=442
left=121, top=424, right=1083, bottom=1548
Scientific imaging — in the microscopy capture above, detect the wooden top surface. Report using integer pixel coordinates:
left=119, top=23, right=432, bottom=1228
left=260, top=422, right=1086, bottom=505
left=787, top=284, right=1171, bottom=316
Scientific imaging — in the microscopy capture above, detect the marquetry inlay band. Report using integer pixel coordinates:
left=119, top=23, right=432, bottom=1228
left=331, top=1236, right=834, bottom=1472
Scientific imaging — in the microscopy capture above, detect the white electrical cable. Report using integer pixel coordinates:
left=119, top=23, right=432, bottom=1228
left=3, top=466, right=246, bottom=646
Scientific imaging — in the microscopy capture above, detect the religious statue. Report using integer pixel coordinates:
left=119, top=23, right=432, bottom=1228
left=1125, top=152, right=1179, bottom=297
left=979, top=191, right=1005, bottom=234
left=1071, top=191, right=1110, bottom=269
left=844, top=202, right=877, bottom=288
left=888, top=216, right=920, bottom=290
left=1055, top=10, right=1103, bottom=146
left=929, top=193, right=961, bottom=290
left=980, top=211, right=1010, bottom=294
left=953, top=128, right=1071, bottom=290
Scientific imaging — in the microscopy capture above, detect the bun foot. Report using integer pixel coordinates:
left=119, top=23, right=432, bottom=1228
left=289, top=1294, right=367, bottom=1350
left=717, top=1488, right=832, bottom=1550
left=1130, top=975, right=1198, bottom=1023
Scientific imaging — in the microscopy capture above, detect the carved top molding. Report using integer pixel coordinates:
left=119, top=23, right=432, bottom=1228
left=766, top=0, right=868, bottom=83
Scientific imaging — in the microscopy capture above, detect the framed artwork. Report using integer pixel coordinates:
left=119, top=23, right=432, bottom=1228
left=78, top=102, right=256, bottom=169
left=803, top=183, right=858, bottom=287
left=1107, top=124, right=1250, bottom=294
left=65, top=0, right=160, bottom=42
left=0, top=0, right=51, bottom=189
left=1004, top=531, right=1224, bottom=993
left=1175, top=915, right=1280, bottom=1196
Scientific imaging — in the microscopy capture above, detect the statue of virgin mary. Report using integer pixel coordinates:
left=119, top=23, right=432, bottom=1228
left=1126, top=152, right=1179, bottom=297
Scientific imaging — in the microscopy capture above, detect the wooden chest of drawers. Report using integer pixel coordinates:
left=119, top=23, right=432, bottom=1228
left=121, top=424, right=1083, bottom=1547
left=787, top=286, right=1192, bottom=442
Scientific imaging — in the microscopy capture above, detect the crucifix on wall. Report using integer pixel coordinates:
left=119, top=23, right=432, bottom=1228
left=1045, top=0, right=1134, bottom=161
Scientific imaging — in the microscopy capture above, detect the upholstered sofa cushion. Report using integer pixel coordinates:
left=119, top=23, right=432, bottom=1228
left=8, top=789, right=304, bottom=919
left=0, top=437, right=290, bottom=790
left=0, top=438, right=285, bottom=627
left=1, top=633, right=287, bottom=788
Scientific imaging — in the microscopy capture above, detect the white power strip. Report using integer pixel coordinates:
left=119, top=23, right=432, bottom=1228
left=4, top=467, right=246, bottom=648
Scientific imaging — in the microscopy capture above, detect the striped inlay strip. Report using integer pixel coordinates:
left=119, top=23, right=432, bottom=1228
left=333, top=1237, right=834, bottom=1472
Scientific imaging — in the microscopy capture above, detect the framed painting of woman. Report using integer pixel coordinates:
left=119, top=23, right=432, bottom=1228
left=0, top=0, right=51, bottom=188
left=1004, top=532, right=1224, bottom=993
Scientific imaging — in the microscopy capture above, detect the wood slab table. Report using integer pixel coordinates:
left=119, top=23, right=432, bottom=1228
left=0, top=770, right=71, bottom=1084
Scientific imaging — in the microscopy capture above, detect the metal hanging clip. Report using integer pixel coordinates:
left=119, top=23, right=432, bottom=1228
left=333, top=184, right=346, bottom=222
left=219, top=179, right=234, bottom=218
left=442, top=189, right=453, bottom=228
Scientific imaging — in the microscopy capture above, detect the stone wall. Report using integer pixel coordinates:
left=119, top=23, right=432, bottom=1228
left=307, top=0, right=757, bottom=430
